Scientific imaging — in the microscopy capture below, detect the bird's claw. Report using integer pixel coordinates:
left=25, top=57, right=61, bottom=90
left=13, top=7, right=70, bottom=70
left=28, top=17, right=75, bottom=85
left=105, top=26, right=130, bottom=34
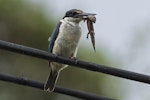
left=71, top=57, right=78, bottom=64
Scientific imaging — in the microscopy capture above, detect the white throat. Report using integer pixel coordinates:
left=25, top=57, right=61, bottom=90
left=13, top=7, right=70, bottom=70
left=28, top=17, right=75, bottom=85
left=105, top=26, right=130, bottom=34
left=60, top=17, right=81, bottom=26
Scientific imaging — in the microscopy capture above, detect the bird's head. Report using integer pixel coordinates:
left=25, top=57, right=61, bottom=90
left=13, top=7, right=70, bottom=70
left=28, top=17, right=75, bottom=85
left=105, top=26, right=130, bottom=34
left=63, top=9, right=96, bottom=23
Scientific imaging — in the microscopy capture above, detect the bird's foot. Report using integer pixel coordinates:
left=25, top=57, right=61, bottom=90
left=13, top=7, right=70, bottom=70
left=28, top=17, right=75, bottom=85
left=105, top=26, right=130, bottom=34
left=71, top=57, right=78, bottom=64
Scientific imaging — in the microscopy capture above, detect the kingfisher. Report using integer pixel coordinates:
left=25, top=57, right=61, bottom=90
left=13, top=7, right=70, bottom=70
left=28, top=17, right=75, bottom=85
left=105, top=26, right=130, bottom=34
left=44, top=9, right=95, bottom=92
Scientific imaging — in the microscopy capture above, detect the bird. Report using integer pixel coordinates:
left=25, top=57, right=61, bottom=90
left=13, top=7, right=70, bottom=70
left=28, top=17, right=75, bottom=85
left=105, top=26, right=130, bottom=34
left=44, top=9, right=95, bottom=92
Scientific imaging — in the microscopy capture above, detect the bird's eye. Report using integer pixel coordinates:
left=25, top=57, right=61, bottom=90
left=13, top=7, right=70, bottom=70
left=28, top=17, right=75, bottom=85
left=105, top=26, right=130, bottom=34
left=73, top=12, right=77, bottom=15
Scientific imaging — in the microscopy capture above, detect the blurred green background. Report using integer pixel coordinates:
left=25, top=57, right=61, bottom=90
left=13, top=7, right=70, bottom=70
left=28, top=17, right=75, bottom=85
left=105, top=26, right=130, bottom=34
left=0, top=1, right=120, bottom=100
left=2, top=0, right=150, bottom=100
left=0, top=0, right=118, bottom=100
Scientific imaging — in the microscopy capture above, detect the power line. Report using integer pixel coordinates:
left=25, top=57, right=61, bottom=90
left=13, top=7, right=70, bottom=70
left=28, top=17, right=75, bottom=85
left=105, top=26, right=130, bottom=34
left=0, top=40, right=150, bottom=84
left=0, top=73, right=115, bottom=100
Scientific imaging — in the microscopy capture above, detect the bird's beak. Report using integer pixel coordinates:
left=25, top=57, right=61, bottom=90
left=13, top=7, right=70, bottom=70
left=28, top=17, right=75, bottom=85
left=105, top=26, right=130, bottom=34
left=76, top=12, right=96, bottom=19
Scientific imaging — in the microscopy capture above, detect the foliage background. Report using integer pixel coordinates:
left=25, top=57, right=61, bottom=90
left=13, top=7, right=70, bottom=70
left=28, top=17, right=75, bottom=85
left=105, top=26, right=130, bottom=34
left=1, top=0, right=150, bottom=100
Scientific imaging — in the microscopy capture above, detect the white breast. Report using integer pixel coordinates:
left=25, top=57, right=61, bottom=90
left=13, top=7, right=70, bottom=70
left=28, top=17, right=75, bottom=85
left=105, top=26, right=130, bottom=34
left=52, top=18, right=82, bottom=57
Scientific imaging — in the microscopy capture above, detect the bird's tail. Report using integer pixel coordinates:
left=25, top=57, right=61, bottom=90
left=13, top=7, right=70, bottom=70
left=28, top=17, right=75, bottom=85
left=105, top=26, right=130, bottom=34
left=44, top=67, right=60, bottom=92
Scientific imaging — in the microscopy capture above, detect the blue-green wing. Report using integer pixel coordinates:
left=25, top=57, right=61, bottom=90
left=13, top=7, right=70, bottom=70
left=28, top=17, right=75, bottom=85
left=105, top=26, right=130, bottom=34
left=48, top=22, right=62, bottom=53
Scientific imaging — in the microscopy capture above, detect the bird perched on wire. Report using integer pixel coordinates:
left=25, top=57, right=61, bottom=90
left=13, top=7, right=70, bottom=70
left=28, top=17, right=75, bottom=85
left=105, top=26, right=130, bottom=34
left=44, top=9, right=95, bottom=92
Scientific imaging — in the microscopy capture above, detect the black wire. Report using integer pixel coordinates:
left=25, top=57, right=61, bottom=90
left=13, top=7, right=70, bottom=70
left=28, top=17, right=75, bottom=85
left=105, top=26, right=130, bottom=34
left=0, top=73, right=115, bottom=100
left=0, top=40, right=150, bottom=84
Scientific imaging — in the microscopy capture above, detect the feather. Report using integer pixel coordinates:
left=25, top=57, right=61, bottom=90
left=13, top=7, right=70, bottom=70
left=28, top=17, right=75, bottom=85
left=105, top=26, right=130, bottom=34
left=48, top=22, right=62, bottom=53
